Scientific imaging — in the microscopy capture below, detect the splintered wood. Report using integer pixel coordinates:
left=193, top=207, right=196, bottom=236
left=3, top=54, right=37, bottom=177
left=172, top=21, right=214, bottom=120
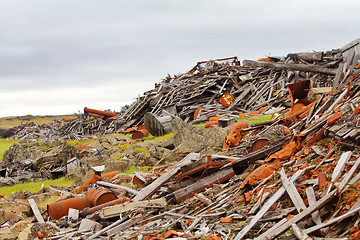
left=3, top=39, right=360, bottom=240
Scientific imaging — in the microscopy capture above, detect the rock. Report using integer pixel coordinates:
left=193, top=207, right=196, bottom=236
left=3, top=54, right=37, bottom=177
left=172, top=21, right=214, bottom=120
left=0, top=177, right=17, bottom=187
left=18, top=222, right=59, bottom=240
left=2, top=139, right=78, bottom=170
left=10, top=220, right=31, bottom=233
left=172, top=117, right=228, bottom=154
left=0, top=209, right=24, bottom=224
left=148, top=144, right=171, bottom=160
left=8, top=191, right=32, bottom=200
left=159, top=138, right=175, bottom=149
left=0, top=198, right=31, bottom=215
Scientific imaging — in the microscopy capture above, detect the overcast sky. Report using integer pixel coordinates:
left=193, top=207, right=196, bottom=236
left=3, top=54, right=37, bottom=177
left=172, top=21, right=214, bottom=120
left=0, top=0, right=359, bottom=117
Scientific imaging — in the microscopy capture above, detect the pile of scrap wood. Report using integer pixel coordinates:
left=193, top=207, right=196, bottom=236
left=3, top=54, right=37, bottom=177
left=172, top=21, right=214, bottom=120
left=115, top=39, right=359, bottom=132
left=2, top=39, right=360, bottom=240
left=8, top=109, right=119, bottom=140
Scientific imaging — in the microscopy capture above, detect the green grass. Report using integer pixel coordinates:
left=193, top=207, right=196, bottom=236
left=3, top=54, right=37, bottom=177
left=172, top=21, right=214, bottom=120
left=238, top=114, right=274, bottom=125
left=0, top=115, right=76, bottom=128
left=65, top=138, right=96, bottom=147
left=121, top=166, right=137, bottom=175
left=143, top=132, right=173, bottom=142
left=0, top=138, right=20, bottom=161
left=0, top=177, right=74, bottom=198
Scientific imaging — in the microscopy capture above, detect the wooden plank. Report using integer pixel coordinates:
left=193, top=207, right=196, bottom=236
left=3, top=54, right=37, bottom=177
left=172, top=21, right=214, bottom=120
left=337, top=156, right=360, bottom=193
left=133, top=152, right=200, bottom=201
left=291, top=224, right=313, bottom=240
left=255, top=190, right=337, bottom=240
left=106, top=218, right=141, bottom=236
left=79, top=219, right=102, bottom=232
left=100, top=198, right=167, bottom=219
left=326, top=151, right=352, bottom=194
left=306, top=187, right=322, bottom=225
left=280, top=168, right=307, bottom=213
left=28, top=198, right=44, bottom=223
left=304, top=205, right=360, bottom=235
left=97, top=181, right=139, bottom=195
left=173, top=167, right=235, bottom=202
left=68, top=208, right=79, bottom=224
left=234, top=169, right=304, bottom=240
left=242, top=60, right=337, bottom=75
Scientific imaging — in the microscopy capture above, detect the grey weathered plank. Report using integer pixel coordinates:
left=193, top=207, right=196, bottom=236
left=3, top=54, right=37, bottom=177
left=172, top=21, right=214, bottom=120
left=291, top=224, right=313, bottom=240
left=28, top=198, right=45, bottom=223
left=242, top=60, right=337, bottom=75
left=234, top=169, right=304, bottom=240
left=255, top=190, right=337, bottom=240
left=280, top=168, right=307, bottom=213
left=97, top=181, right=139, bottom=195
left=133, top=152, right=200, bottom=201
left=306, top=187, right=322, bottom=225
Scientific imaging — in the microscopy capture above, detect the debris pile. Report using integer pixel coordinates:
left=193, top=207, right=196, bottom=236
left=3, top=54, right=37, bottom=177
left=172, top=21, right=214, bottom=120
left=1, top=39, right=360, bottom=239
left=8, top=109, right=119, bottom=140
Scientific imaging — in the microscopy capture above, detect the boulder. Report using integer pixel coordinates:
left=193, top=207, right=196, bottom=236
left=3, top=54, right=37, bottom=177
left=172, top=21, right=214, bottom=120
left=2, top=140, right=78, bottom=170
left=172, top=117, right=228, bottom=155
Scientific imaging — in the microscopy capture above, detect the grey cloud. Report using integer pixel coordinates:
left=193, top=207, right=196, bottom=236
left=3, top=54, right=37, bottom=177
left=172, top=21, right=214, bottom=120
left=0, top=0, right=359, bottom=116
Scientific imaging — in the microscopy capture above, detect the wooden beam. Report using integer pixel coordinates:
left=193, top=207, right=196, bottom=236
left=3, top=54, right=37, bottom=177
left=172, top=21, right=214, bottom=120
left=326, top=151, right=352, bottom=194
left=28, top=199, right=44, bottom=223
left=280, top=169, right=307, bottom=213
left=173, top=167, right=234, bottom=202
left=306, top=187, right=322, bottom=225
left=242, top=60, right=337, bottom=75
left=133, top=153, right=200, bottom=201
left=291, top=224, right=313, bottom=240
left=97, top=181, right=139, bottom=195
left=304, top=206, right=360, bottom=235
left=99, top=198, right=167, bottom=219
left=234, top=169, right=304, bottom=240
left=255, top=190, right=337, bottom=240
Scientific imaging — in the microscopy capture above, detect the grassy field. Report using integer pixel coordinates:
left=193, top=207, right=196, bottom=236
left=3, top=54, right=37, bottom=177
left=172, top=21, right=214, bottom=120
left=0, top=177, right=74, bottom=198
left=0, top=138, right=20, bottom=161
left=0, top=114, right=76, bottom=128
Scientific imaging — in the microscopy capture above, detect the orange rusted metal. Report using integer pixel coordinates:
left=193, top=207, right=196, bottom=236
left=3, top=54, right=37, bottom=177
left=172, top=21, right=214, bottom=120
left=239, top=160, right=282, bottom=188
left=205, top=121, right=218, bottom=128
left=132, top=129, right=149, bottom=139
left=257, top=57, right=276, bottom=62
left=250, top=138, right=270, bottom=152
left=137, top=125, right=147, bottom=130
left=193, top=107, right=204, bottom=120
left=228, top=121, right=249, bottom=131
left=267, top=135, right=305, bottom=162
left=287, top=80, right=311, bottom=107
left=354, top=107, right=360, bottom=115
left=209, top=116, right=227, bottom=122
left=223, top=130, right=242, bottom=149
left=102, top=171, right=119, bottom=180
left=86, top=188, right=118, bottom=207
left=47, top=195, right=90, bottom=220
left=47, top=188, right=118, bottom=220
left=220, top=217, right=233, bottom=223
left=223, top=121, right=250, bottom=150
left=220, top=94, right=235, bottom=107
left=175, top=155, right=229, bottom=182
left=84, top=107, right=118, bottom=118
left=124, top=127, right=136, bottom=133
left=327, top=112, right=344, bottom=125
left=76, top=171, right=119, bottom=194
left=287, top=98, right=319, bottom=118
left=76, top=172, right=101, bottom=194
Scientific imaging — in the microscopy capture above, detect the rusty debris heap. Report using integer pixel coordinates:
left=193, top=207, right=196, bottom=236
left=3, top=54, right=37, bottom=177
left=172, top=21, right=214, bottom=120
left=1, top=39, right=360, bottom=239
